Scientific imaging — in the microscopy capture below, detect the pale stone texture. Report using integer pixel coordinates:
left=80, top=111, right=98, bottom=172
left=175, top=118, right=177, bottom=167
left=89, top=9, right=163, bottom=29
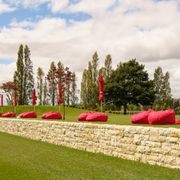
left=0, top=118, right=179, bottom=169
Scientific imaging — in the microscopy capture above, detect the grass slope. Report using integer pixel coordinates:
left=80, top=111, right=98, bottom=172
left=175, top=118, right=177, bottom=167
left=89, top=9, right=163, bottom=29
left=1, top=105, right=180, bottom=128
left=0, top=132, right=180, bottom=180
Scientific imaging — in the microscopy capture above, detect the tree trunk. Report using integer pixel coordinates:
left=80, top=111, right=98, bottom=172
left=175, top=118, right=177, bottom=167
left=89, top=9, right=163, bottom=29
left=123, top=104, right=127, bottom=115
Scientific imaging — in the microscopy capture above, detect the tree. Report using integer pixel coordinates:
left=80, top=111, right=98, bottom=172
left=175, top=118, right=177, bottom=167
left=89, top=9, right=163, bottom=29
left=13, top=44, right=34, bottom=105
left=24, top=45, right=34, bottom=104
left=43, top=77, right=48, bottom=105
left=80, top=69, right=89, bottom=108
left=80, top=52, right=100, bottom=109
left=64, top=67, right=72, bottom=106
left=71, top=72, right=78, bottom=106
left=153, top=67, right=172, bottom=109
left=92, top=52, right=99, bottom=83
left=99, top=54, right=112, bottom=78
left=47, top=62, right=57, bottom=106
left=14, top=44, right=24, bottom=105
left=105, top=59, right=155, bottom=114
left=104, top=54, right=112, bottom=78
left=162, top=72, right=172, bottom=108
left=1, top=81, right=16, bottom=105
left=99, top=67, right=106, bottom=77
left=56, top=61, right=64, bottom=85
left=37, top=67, right=44, bottom=105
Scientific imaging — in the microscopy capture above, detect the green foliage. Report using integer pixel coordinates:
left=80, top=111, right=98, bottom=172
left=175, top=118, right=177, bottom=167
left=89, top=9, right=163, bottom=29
left=81, top=52, right=99, bottom=108
left=0, top=81, right=15, bottom=105
left=71, top=72, right=78, bottom=106
left=64, top=67, right=73, bottom=106
left=105, top=59, right=155, bottom=114
left=47, top=62, right=57, bottom=106
left=13, top=44, right=34, bottom=105
left=37, top=67, right=44, bottom=105
left=24, top=45, right=34, bottom=104
left=56, top=61, right=64, bottom=84
left=153, top=67, right=172, bottom=110
left=14, top=44, right=24, bottom=105
left=104, top=54, right=112, bottom=78
left=43, top=77, right=48, bottom=105
left=98, top=54, right=112, bottom=78
left=46, top=61, right=78, bottom=107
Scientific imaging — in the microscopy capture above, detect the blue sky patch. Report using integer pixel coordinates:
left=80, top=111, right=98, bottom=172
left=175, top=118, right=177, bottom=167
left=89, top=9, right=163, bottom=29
left=0, top=3, right=91, bottom=28
left=0, top=59, right=13, bottom=65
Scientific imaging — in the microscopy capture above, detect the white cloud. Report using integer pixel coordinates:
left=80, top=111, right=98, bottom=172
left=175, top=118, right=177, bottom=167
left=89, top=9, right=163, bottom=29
left=0, top=1, right=15, bottom=13
left=67, top=0, right=114, bottom=15
left=1, top=0, right=180, bottom=98
left=48, top=0, right=69, bottom=13
left=9, top=19, right=36, bottom=29
left=4, top=0, right=49, bottom=8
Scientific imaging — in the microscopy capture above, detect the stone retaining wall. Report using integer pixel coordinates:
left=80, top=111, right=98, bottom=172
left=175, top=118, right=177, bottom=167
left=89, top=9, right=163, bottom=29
left=0, top=118, right=179, bottom=169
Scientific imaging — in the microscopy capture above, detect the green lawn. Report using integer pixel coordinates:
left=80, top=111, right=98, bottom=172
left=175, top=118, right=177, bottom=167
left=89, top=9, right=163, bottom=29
left=1, top=105, right=180, bottom=128
left=0, top=132, right=179, bottom=180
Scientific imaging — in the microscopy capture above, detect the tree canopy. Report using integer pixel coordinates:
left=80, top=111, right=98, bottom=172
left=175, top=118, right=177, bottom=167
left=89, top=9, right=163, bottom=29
left=105, top=59, right=155, bottom=114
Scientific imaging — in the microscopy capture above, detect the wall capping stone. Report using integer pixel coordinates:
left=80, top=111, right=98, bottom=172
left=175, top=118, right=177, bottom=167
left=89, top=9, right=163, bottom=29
left=0, top=118, right=179, bottom=169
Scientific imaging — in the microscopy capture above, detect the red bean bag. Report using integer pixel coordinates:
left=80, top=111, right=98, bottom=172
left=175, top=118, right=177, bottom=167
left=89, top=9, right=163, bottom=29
left=18, top=111, right=37, bottom=118
left=175, top=119, right=180, bottom=124
left=41, top=112, right=62, bottom=120
left=86, top=112, right=108, bottom=122
left=2, top=112, right=16, bottom=117
left=41, top=112, right=52, bottom=119
left=148, top=109, right=175, bottom=124
left=131, top=109, right=153, bottom=124
left=77, top=112, right=93, bottom=121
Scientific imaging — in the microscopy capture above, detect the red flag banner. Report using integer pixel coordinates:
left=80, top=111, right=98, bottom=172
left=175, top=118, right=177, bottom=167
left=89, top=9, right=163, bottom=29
left=98, top=76, right=104, bottom=101
left=58, top=84, right=63, bottom=105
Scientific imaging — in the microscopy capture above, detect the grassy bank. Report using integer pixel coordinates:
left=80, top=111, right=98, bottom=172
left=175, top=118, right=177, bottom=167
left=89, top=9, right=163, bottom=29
left=0, top=132, right=179, bottom=180
left=0, top=105, right=180, bottom=128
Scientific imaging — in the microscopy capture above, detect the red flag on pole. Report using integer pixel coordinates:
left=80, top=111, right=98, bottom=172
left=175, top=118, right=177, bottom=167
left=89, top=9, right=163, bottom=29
left=57, top=84, right=63, bottom=105
left=0, top=94, right=3, bottom=107
left=98, top=76, right=104, bottom=101
left=32, top=89, right=36, bottom=105
left=13, top=92, right=17, bottom=106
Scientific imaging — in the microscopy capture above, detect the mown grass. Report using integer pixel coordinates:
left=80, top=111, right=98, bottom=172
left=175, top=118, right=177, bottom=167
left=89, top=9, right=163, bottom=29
left=0, top=131, right=179, bottom=180
left=0, top=105, right=180, bottom=128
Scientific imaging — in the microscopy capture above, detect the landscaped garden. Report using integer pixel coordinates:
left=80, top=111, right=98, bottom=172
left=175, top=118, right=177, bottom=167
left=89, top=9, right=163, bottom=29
left=0, top=131, right=179, bottom=180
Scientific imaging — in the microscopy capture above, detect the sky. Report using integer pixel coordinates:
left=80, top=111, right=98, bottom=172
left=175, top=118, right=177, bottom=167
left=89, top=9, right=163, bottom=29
left=0, top=0, right=180, bottom=97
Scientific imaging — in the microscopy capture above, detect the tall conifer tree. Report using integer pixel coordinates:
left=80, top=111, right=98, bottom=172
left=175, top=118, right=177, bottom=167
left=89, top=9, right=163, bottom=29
left=24, top=45, right=34, bottom=104
left=80, top=52, right=99, bottom=108
left=14, top=44, right=24, bottom=105
left=37, top=67, right=44, bottom=105
left=71, top=72, right=78, bottom=106
left=153, top=67, right=172, bottom=109
left=47, top=62, right=57, bottom=106
left=104, top=54, right=112, bottom=78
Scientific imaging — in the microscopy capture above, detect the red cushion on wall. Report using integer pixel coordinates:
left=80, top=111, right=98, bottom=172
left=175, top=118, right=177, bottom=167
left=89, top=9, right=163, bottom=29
left=131, top=109, right=153, bottom=124
left=175, top=119, right=180, bottom=124
left=86, top=112, right=108, bottom=122
left=2, top=112, right=16, bottom=117
left=148, top=109, right=175, bottom=124
left=0, top=113, right=2, bottom=117
left=41, top=112, right=52, bottom=119
left=18, top=111, right=37, bottom=118
left=41, top=112, right=62, bottom=120
left=77, top=112, right=93, bottom=121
